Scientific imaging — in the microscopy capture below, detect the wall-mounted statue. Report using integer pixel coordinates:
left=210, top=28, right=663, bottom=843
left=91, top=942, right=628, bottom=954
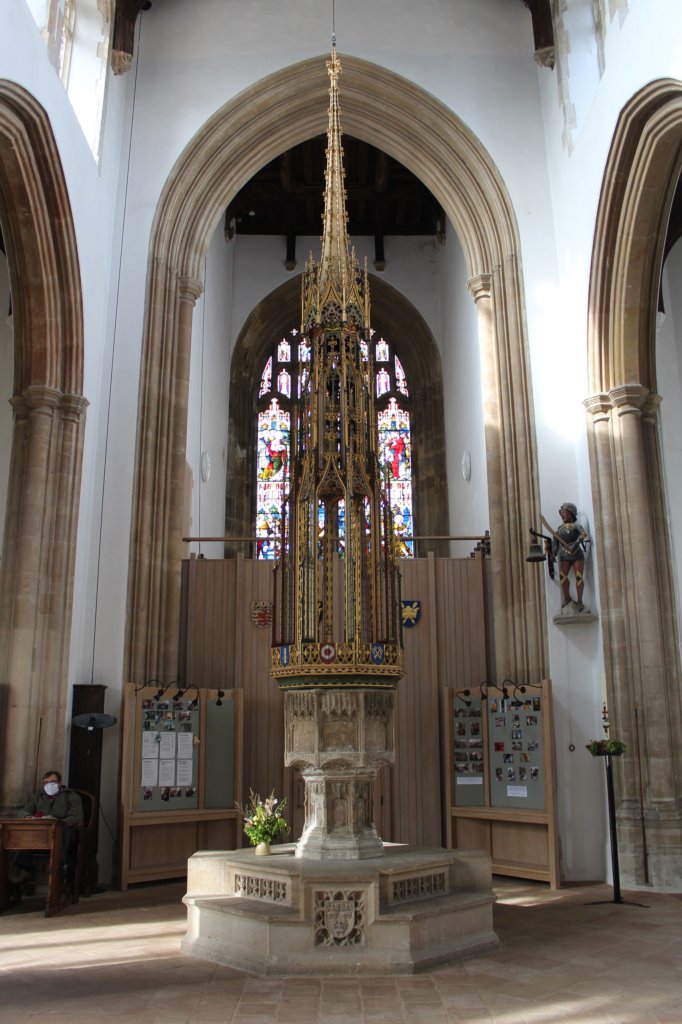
left=542, top=502, right=590, bottom=614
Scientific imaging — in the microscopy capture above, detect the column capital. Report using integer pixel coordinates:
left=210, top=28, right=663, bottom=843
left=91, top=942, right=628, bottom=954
left=177, top=276, right=204, bottom=304
left=467, top=274, right=492, bottom=303
left=583, top=392, right=612, bottom=421
left=60, top=392, right=90, bottom=421
left=11, top=384, right=63, bottom=416
left=610, top=383, right=651, bottom=415
left=584, top=385, right=660, bottom=422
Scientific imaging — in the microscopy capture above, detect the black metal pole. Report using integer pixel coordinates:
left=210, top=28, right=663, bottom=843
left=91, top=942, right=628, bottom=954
left=604, top=753, right=622, bottom=904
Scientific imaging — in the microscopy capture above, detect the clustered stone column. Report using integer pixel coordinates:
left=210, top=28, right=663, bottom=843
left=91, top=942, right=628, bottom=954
left=0, top=386, right=87, bottom=810
left=468, top=271, right=548, bottom=685
left=585, top=386, right=682, bottom=888
left=126, top=269, right=203, bottom=685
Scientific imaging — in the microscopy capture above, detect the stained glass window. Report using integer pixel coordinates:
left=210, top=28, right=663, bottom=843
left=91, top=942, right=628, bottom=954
left=376, top=368, right=391, bottom=397
left=256, top=397, right=290, bottom=558
left=377, top=398, right=413, bottom=557
left=256, top=328, right=414, bottom=558
left=376, top=338, right=389, bottom=362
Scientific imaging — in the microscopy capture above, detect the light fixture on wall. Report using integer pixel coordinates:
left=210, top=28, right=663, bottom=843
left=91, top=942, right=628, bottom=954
left=200, top=450, right=211, bottom=483
left=72, top=712, right=117, bottom=732
left=461, top=449, right=471, bottom=482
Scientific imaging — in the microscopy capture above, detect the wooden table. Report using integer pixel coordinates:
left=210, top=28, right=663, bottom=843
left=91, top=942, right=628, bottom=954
left=0, top=818, right=65, bottom=916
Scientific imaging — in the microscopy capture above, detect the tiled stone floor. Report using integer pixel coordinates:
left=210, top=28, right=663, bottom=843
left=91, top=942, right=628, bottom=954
left=0, top=878, right=680, bottom=1023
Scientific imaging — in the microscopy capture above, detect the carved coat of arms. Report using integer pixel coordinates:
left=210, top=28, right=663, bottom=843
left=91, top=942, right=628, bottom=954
left=324, top=899, right=355, bottom=939
left=251, top=601, right=273, bottom=628
left=371, top=642, right=385, bottom=664
left=401, top=599, right=421, bottom=628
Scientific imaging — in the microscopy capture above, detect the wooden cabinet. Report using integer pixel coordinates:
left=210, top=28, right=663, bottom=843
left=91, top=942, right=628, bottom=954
left=119, top=684, right=242, bottom=888
left=443, top=680, right=560, bottom=888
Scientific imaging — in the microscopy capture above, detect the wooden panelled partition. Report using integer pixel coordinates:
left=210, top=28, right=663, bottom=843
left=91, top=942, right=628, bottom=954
left=179, top=552, right=489, bottom=851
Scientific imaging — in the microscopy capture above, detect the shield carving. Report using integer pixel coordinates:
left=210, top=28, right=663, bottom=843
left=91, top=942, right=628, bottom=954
left=325, top=899, right=355, bottom=939
left=251, top=601, right=273, bottom=628
left=401, top=599, right=421, bottom=628
left=371, top=642, right=385, bottom=664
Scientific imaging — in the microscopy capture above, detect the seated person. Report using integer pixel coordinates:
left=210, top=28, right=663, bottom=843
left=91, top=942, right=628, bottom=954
left=9, top=770, right=83, bottom=896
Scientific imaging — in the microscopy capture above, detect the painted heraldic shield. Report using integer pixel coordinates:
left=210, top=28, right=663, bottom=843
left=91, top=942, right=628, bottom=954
left=401, top=599, right=421, bottom=627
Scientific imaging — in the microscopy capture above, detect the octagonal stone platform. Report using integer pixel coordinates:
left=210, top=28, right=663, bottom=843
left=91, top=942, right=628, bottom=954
left=182, top=843, right=497, bottom=975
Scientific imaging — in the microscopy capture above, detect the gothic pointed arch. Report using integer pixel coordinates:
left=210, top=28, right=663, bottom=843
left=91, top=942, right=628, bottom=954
left=586, top=79, right=682, bottom=888
left=226, top=274, right=448, bottom=557
left=0, top=81, right=86, bottom=809
left=127, top=53, right=547, bottom=689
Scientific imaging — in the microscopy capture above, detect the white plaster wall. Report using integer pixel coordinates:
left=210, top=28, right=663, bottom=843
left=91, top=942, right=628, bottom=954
left=437, top=223, right=489, bottom=551
left=659, top=239, right=682, bottom=670
left=186, top=223, right=235, bottom=561
left=228, top=234, right=441, bottom=348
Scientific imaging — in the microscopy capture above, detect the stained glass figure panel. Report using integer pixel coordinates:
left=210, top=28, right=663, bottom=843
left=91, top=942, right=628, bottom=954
left=377, top=397, right=413, bottom=556
left=376, top=368, right=391, bottom=397
left=277, top=339, right=291, bottom=362
left=376, top=338, right=389, bottom=362
left=277, top=368, right=291, bottom=397
left=256, top=398, right=290, bottom=559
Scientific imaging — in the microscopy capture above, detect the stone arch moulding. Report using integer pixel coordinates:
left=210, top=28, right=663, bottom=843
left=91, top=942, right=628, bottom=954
left=586, top=79, right=682, bottom=888
left=126, top=53, right=548, bottom=691
left=0, top=81, right=86, bottom=811
left=226, top=273, right=449, bottom=555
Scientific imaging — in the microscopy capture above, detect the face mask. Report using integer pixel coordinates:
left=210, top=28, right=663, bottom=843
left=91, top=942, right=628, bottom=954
left=44, top=782, right=59, bottom=797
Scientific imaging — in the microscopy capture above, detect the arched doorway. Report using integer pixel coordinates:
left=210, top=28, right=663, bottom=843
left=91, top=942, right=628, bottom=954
left=0, top=82, right=86, bottom=809
left=586, top=79, right=682, bottom=888
left=125, top=53, right=547, bottom=695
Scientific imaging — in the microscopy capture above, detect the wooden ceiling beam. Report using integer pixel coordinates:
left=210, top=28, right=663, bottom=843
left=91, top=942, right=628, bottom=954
left=112, top=0, right=150, bottom=75
left=520, top=0, right=555, bottom=69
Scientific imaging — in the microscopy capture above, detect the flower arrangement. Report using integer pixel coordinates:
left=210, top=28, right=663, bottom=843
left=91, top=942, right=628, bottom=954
left=586, top=739, right=627, bottom=756
left=236, top=789, right=289, bottom=847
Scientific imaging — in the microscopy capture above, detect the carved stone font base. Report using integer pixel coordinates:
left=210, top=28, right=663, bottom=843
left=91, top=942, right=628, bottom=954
left=183, top=844, right=498, bottom=975
left=283, top=687, right=396, bottom=859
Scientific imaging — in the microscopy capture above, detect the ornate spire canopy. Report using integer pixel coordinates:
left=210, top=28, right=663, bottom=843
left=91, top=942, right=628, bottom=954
left=271, top=45, right=403, bottom=687
left=301, top=44, right=370, bottom=336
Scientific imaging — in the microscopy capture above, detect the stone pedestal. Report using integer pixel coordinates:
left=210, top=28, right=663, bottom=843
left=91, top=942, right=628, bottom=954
left=283, top=687, right=395, bottom=860
left=183, top=844, right=498, bottom=975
